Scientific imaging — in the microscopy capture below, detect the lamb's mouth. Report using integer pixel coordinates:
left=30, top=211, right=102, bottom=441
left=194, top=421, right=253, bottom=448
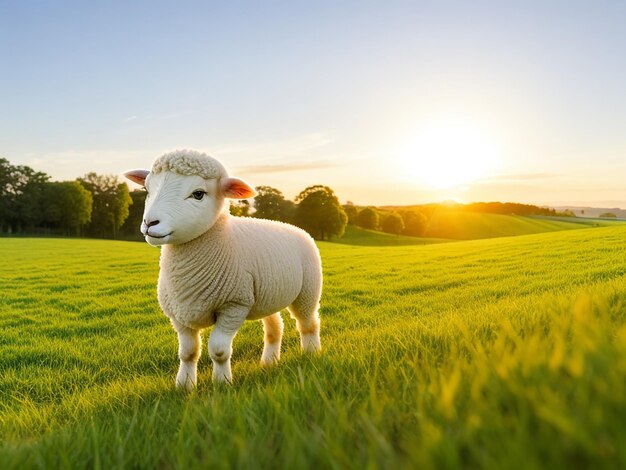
left=146, top=231, right=173, bottom=239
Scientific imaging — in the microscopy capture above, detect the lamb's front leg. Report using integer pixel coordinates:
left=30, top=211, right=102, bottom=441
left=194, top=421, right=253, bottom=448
left=171, top=319, right=201, bottom=391
left=208, top=305, right=247, bottom=384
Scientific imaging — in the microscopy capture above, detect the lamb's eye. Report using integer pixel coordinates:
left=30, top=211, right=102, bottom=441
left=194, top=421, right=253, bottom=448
left=191, top=190, right=206, bottom=200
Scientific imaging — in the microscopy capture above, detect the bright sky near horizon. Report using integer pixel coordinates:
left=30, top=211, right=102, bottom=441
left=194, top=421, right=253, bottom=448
left=1, top=1, right=625, bottom=207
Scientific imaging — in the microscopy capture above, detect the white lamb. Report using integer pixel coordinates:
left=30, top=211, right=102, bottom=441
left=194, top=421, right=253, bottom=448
left=124, top=150, right=322, bottom=390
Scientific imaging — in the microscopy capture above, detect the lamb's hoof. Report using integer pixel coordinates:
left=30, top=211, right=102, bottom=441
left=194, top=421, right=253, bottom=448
left=212, top=366, right=233, bottom=385
left=301, top=334, right=321, bottom=354
left=176, top=381, right=195, bottom=391
left=260, top=356, right=280, bottom=367
left=176, top=372, right=196, bottom=391
left=212, top=375, right=232, bottom=386
left=261, top=346, right=281, bottom=367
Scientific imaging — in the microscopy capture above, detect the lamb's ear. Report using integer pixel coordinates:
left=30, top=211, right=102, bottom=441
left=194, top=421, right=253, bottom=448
left=221, top=177, right=256, bottom=199
left=123, top=169, right=150, bottom=187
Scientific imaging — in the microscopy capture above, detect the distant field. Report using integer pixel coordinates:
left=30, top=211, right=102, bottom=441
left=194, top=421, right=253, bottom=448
left=334, top=225, right=450, bottom=246
left=1, top=229, right=626, bottom=468
left=531, top=215, right=626, bottom=226
left=336, top=213, right=621, bottom=245
left=422, top=211, right=604, bottom=239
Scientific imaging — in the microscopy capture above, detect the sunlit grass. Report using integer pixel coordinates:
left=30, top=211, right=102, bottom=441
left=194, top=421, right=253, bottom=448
left=1, top=228, right=625, bottom=468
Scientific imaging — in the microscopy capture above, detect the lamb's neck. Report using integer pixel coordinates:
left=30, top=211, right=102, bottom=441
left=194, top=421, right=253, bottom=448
left=161, top=213, right=231, bottom=274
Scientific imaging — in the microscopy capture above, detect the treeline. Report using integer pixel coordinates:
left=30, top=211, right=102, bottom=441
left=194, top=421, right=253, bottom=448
left=1, top=157, right=348, bottom=241
left=344, top=205, right=427, bottom=236
left=464, top=202, right=563, bottom=216
left=1, top=158, right=131, bottom=237
left=346, top=201, right=576, bottom=238
left=382, top=201, right=568, bottom=218
left=377, top=201, right=564, bottom=218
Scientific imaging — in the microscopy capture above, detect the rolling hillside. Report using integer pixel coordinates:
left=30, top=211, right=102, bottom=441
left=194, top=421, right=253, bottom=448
left=1, top=228, right=625, bottom=468
left=421, top=211, right=602, bottom=239
left=334, top=225, right=450, bottom=246
left=343, top=212, right=624, bottom=244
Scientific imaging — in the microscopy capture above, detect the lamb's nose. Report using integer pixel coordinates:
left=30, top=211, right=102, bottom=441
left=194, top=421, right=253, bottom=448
left=144, top=219, right=160, bottom=228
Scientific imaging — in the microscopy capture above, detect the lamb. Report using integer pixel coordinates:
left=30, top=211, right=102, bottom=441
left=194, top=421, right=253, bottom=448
left=123, top=149, right=322, bottom=390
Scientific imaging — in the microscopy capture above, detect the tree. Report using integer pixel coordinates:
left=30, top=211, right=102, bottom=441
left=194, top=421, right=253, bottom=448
left=230, top=199, right=251, bottom=217
left=253, top=186, right=292, bottom=221
left=401, top=211, right=428, bottom=236
left=382, top=212, right=404, bottom=235
left=279, top=199, right=296, bottom=223
left=356, top=207, right=379, bottom=230
left=0, top=158, right=13, bottom=232
left=343, top=202, right=358, bottom=225
left=42, top=182, right=92, bottom=235
left=0, top=159, right=50, bottom=233
left=559, top=209, right=576, bottom=217
left=11, top=166, right=49, bottom=231
left=120, top=190, right=147, bottom=239
left=294, top=185, right=347, bottom=240
left=78, top=173, right=132, bottom=239
left=599, top=212, right=617, bottom=218
left=113, top=183, right=132, bottom=237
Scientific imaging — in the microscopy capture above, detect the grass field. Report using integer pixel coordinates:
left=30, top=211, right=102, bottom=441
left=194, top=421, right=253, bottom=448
left=421, top=211, right=616, bottom=240
left=1, top=228, right=626, bottom=468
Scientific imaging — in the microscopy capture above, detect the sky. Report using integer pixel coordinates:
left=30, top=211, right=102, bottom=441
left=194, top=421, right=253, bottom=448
left=1, top=0, right=625, bottom=207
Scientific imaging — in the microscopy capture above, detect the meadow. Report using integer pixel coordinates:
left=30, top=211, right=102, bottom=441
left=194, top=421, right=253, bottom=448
left=1, top=226, right=626, bottom=469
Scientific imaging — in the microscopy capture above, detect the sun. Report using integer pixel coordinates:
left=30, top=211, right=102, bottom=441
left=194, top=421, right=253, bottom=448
left=395, top=118, right=499, bottom=189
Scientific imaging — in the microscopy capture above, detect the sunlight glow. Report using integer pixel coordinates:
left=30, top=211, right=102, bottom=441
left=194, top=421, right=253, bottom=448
left=395, top=118, right=500, bottom=189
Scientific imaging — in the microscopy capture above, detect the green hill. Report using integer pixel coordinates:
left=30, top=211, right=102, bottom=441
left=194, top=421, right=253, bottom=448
left=341, top=212, right=623, bottom=245
left=1, top=229, right=625, bottom=468
left=334, top=225, right=450, bottom=246
left=422, top=211, right=595, bottom=239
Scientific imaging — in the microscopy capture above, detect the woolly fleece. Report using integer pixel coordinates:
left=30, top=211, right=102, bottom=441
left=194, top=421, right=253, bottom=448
left=151, top=149, right=227, bottom=179
left=159, top=213, right=322, bottom=328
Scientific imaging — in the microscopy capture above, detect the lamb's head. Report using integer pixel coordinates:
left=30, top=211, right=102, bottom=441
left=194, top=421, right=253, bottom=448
left=123, top=150, right=255, bottom=246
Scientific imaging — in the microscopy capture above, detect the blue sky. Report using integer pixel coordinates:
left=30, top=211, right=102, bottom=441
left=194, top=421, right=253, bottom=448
left=2, top=1, right=625, bottom=206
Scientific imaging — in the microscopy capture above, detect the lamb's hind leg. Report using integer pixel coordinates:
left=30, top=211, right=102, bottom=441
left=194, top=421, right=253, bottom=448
left=261, top=313, right=284, bottom=366
left=288, top=299, right=321, bottom=353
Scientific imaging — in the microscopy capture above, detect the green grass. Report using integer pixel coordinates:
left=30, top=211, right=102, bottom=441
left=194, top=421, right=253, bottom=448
left=422, top=211, right=604, bottom=239
left=1, top=229, right=626, bottom=469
